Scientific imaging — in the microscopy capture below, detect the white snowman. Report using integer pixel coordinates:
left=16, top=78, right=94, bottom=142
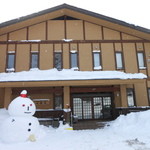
left=0, top=90, right=39, bottom=143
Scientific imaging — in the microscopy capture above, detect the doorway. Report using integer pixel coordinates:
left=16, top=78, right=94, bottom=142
left=72, top=93, right=113, bottom=120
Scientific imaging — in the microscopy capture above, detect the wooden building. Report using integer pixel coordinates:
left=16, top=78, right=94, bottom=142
left=0, top=4, right=150, bottom=122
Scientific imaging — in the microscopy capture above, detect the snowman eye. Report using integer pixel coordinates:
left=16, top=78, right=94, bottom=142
left=22, top=104, right=25, bottom=107
left=30, top=104, right=32, bottom=106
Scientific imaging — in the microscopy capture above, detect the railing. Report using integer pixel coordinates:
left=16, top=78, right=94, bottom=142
left=34, top=109, right=64, bottom=120
left=115, top=106, right=150, bottom=118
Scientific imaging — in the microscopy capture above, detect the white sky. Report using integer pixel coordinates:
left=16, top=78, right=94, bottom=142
left=0, top=0, right=150, bottom=29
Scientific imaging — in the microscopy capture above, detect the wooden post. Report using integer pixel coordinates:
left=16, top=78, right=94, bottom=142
left=120, top=85, right=128, bottom=107
left=63, top=86, right=70, bottom=108
left=63, top=86, right=71, bottom=124
left=3, top=87, right=12, bottom=109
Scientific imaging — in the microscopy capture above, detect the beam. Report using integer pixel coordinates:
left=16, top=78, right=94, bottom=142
left=0, top=79, right=146, bottom=88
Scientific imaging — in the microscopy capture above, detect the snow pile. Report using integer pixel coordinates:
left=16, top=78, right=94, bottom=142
left=0, top=68, right=147, bottom=82
left=108, top=110, right=150, bottom=137
left=0, top=109, right=150, bottom=150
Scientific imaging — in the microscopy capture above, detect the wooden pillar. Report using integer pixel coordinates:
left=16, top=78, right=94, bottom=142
left=63, top=86, right=71, bottom=124
left=3, top=87, right=12, bottom=109
left=0, top=88, right=5, bottom=108
left=120, top=85, right=128, bottom=107
left=63, top=86, right=70, bottom=109
left=134, top=81, right=149, bottom=106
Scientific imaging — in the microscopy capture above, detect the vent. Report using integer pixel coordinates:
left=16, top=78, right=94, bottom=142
left=52, top=15, right=79, bottom=20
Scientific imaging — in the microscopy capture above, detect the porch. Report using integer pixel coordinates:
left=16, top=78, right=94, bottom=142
left=34, top=106, right=150, bottom=130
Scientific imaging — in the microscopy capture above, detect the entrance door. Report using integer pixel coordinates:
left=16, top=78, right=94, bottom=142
left=72, top=94, right=113, bottom=120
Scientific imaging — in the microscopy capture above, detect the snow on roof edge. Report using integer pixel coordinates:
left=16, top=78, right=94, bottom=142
left=0, top=68, right=147, bottom=82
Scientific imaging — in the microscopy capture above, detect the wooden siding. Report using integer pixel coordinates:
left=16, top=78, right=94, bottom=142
left=0, top=45, right=7, bottom=72
left=39, top=44, right=53, bottom=70
left=78, top=43, right=92, bottom=71
left=16, top=44, right=30, bottom=72
left=0, top=7, right=150, bottom=110
left=123, top=43, right=138, bottom=73
left=101, top=43, right=115, bottom=70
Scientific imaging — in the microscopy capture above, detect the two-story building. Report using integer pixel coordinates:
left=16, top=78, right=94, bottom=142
left=0, top=4, right=150, bottom=122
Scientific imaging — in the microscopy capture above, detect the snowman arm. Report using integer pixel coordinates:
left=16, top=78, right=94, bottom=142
left=11, top=118, right=15, bottom=122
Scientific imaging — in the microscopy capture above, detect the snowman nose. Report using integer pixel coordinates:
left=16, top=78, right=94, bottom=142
left=27, top=106, right=30, bottom=111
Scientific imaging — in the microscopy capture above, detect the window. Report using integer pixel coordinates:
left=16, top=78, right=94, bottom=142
left=54, top=52, right=62, bottom=70
left=70, top=51, right=78, bottom=69
left=137, top=52, right=145, bottom=69
left=115, top=52, right=123, bottom=69
left=148, top=88, right=150, bottom=103
left=6, top=52, right=15, bottom=72
left=54, top=96, right=63, bottom=109
left=31, top=52, right=39, bottom=68
left=93, top=51, right=101, bottom=70
left=127, top=88, right=136, bottom=107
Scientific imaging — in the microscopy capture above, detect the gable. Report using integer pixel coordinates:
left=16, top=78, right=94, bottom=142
left=0, top=19, right=142, bottom=41
left=0, top=4, right=150, bottom=40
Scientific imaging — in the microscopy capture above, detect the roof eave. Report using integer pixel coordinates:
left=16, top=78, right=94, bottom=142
left=0, top=3, right=150, bottom=34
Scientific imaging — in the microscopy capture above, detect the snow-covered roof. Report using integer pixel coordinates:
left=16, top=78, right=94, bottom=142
left=0, top=69, right=147, bottom=82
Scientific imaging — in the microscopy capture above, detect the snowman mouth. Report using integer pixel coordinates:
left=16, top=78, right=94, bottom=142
left=24, top=112, right=32, bottom=114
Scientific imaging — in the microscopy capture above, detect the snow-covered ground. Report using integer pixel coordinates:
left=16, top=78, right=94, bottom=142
left=0, top=108, right=150, bottom=150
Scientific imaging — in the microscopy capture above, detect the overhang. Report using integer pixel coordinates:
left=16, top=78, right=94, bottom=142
left=0, top=78, right=146, bottom=88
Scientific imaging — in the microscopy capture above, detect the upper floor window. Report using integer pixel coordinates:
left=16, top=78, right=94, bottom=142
left=137, top=52, right=146, bottom=69
left=31, top=52, right=39, bottom=69
left=6, top=52, right=15, bottom=72
left=115, top=52, right=123, bottom=69
left=127, top=88, right=136, bottom=107
left=93, top=50, right=101, bottom=70
left=70, top=50, right=78, bottom=70
left=54, top=52, right=62, bottom=70
left=148, top=88, right=150, bottom=104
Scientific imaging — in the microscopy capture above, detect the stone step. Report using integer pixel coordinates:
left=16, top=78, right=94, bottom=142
left=73, top=120, right=109, bottom=130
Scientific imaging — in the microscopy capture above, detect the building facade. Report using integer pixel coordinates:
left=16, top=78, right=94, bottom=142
left=0, top=4, right=150, bottom=121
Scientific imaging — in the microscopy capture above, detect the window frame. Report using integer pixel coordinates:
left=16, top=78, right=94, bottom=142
left=93, top=50, right=102, bottom=70
left=115, top=52, right=124, bottom=70
left=148, top=88, right=150, bottom=105
left=137, top=52, right=146, bottom=69
left=54, top=95, right=63, bottom=110
left=6, top=52, right=16, bottom=72
left=30, top=52, right=39, bottom=69
left=70, top=50, right=78, bottom=70
left=126, top=88, right=136, bottom=107
left=54, top=52, right=62, bottom=71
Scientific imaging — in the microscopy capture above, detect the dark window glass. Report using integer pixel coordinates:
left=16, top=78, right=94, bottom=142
left=52, top=15, right=79, bottom=20
left=116, top=52, right=123, bottom=69
left=71, top=52, right=78, bottom=68
left=148, top=88, right=150, bottom=103
left=31, top=53, right=38, bottom=68
left=55, top=96, right=62, bottom=109
left=127, top=88, right=135, bottom=107
left=7, top=53, right=15, bottom=69
left=54, top=52, right=62, bottom=70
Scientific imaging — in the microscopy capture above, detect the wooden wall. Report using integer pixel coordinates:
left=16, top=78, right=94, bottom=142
left=0, top=18, right=150, bottom=107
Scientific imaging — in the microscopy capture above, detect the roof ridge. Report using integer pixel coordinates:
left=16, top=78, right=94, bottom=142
left=0, top=3, right=150, bottom=34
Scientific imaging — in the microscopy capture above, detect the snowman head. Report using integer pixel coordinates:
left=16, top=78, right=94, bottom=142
left=8, top=90, right=36, bottom=117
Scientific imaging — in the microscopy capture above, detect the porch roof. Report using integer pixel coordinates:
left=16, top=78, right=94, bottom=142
left=0, top=69, right=146, bottom=87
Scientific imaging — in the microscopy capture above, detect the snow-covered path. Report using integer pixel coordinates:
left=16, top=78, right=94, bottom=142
left=0, top=109, right=150, bottom=150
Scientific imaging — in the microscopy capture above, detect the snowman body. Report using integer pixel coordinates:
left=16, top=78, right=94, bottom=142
left=0, top=90, right=39, bottom=143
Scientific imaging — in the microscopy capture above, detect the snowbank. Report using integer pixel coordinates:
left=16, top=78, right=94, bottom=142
left=0, top=68, right=147, bottom=82
left=0, top=108, right=150, bottom=150
left=108, top=110, right=150, bottom=137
